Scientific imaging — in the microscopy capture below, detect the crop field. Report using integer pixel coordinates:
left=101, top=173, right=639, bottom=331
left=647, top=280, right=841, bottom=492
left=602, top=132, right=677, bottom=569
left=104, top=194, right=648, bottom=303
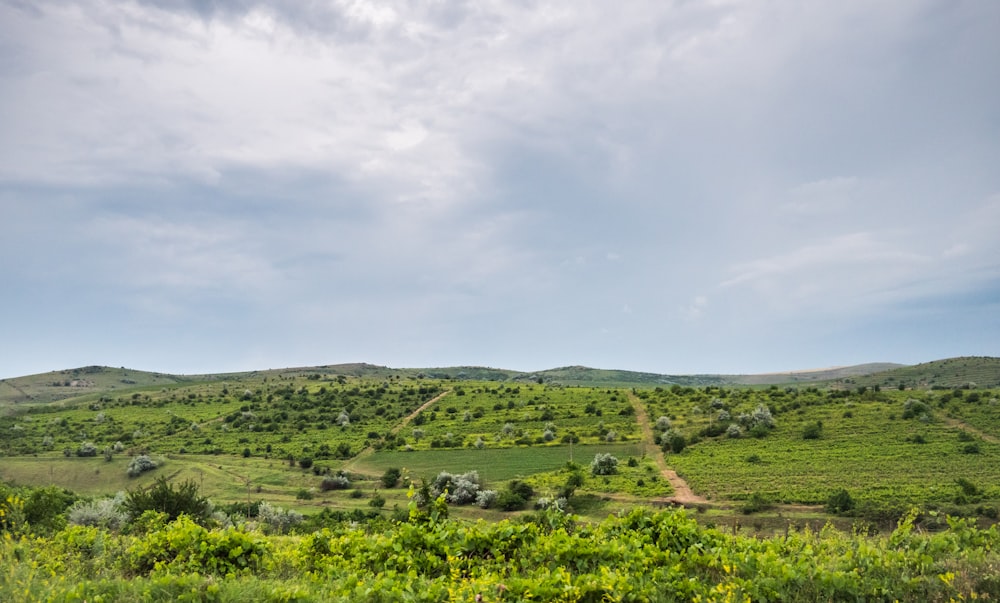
left=353, top=442, right=643, bottom=482
left=639, top=385, right=1000, bottom=515
left=396, top=384, right=640, bottom=450
left=3, top=366, right=1000, bottom=525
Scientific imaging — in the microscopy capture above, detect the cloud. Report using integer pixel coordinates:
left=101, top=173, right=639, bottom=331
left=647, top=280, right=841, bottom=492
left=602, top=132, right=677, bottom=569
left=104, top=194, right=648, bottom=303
left=0, top=0, right=998, bottom=376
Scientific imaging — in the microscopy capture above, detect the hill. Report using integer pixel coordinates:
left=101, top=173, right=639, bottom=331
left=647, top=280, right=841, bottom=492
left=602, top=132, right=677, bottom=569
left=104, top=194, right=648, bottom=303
left=847, top=356, right=1000, bottom=389
left=6, top=356, right=1000, bottom=409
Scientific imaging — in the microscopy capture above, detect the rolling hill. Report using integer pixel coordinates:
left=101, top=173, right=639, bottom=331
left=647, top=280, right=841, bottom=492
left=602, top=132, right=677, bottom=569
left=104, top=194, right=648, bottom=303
left=3, top=357, right=999, bottom=409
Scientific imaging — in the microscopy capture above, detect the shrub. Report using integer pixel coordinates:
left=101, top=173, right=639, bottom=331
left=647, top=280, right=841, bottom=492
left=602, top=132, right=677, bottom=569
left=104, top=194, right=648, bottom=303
left=381, top=467, right=402, bottom=488
left=664, top=432, right=687, bottom=454
left=23, top=486, right=76, bottom=533
left=752, top=405, right=775, bottom=428
left=902, top=399, right=930, bottom=420
left=123, top=477, right=211, bottom=524
left=590, top=453, right=619, bottom=476
left=67, top=493, right=129, bottom=531
left=126, top=516, right=270, bottom=575
left=320, top=475, right=351, bottom=491
left=126, top=455, right=158, bottom=478
left=257, top=501, right=303, bottom=534
left=655, top=416, right=672, bottom=430
left=961, top=443, right=981, bottom=455
left=298, top=457, right=314, bottom=470
left=826, top=489, right=855, bottom=514
left=741, top=492, right=771, bottom=514
left=497, top=489, right=528, bottom=511
left=726, top=424, right=742, bottom=438
left=802, top=421, right=823, bottom=440
left=77, top=442, right=98, bottom=457
left=431, top=471, right=484, bottom=505
left=476, top=489, right=498, bottom=509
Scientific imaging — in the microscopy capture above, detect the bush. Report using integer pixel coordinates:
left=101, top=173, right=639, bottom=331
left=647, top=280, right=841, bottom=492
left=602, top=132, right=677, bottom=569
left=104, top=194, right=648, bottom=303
left=68, top=493, right=129, bottom=531
left=77, top=442, right=98, bottom=457
left=123, top=477, right=211, bottom=524
left=126, top=516, right=270, bottom=575
left=726, top=424, right=742, bottom=438
left=476, top=489, right=498, bottom=509
left=590, top=453, right=619, bottom=476
left=257, top=501, right=303, bottom=534
left=381, top=467, right=402, bottom=488
left=802, top=421, right=823, bottom=440
left=321, top=475, right=351, bottom=491
left=826, top=489, right=855, bottom=514
left=23, top=486, right=77, bottom=534
left=902, top=398, right=931, bottom=420
left=126, top=455, right=158, bottom=478
left=431, top=471, right=484, bottom=505
left=741, top=492, right=771, bottom=515
left=298, top=457, right=314, bottom=470
left=497, top=489, right=527, bottom=511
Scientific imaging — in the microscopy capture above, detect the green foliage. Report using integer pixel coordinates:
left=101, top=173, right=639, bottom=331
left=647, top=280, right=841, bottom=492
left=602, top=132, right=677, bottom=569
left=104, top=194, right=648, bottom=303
left=124, top=477, right=210, bottom=524
left=126, top=454, right=158, bottom=477
left=826, top=488, right=856, bottom=514
left=802, top=421, right=823, bottom=440
left=126, top=515, right=270, bottom=575
left=590, top=452, right=619, bottom=475
left=20, top=485, right=76, bottom=534
left=6, top=506, right=1000, bottom=601
left=740, top=492, right=771, bottom=514
left=380, top=467, right=402, bottom=488
left=497, top=479, right=535, bottom=511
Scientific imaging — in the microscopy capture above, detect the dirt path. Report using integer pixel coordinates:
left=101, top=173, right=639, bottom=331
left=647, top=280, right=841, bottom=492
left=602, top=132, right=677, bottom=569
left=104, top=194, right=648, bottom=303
left=342, top=389, right=452, bottom=472
left=627, top=392, right=708, bottom=505
left=391, top=389, right=451, bottom=435
left=943, top=416, right=1000, bottom=444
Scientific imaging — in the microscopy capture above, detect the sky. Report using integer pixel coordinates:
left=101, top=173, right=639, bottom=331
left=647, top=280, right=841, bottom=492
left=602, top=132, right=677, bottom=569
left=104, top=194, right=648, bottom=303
left=1, top=0, right=999, bottom=379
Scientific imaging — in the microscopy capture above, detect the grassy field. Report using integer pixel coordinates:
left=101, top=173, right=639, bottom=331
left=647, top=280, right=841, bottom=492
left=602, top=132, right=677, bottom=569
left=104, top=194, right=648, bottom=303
left=642, top=385, right=1000, bottom=515
left=352, top=442, right=643, bottom=482
left=3, top=364, right=1000, bottom=525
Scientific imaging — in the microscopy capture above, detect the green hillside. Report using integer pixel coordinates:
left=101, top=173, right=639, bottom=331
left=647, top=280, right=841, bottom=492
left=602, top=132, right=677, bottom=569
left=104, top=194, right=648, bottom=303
left=6, top=357, right=1000, bottom=411
left=846, top=356, right=1000, bottom=390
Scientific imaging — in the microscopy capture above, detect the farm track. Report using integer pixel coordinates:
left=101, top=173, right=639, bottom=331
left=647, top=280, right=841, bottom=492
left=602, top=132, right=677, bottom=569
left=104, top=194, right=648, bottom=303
left=626, top=392, right=708, bottom=505
left=943, top=416, right=1000, bottom=443
left=342, top=389, right=452, bottom=473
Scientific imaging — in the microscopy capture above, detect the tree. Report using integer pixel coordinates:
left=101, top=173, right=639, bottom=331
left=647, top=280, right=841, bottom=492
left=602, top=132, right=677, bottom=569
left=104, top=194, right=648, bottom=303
left=590, top=453, right=619, bottom=476
left=381, top=467, right=402, bottom=488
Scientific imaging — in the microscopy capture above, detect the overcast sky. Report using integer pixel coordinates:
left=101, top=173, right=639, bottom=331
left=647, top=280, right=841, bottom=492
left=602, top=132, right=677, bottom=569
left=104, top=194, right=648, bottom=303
left=2, top=0, right=998, bottom=378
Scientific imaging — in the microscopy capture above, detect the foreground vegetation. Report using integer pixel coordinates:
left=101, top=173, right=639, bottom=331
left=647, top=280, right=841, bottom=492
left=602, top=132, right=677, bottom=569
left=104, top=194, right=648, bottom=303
left=2, top=479, right=999, bottom=602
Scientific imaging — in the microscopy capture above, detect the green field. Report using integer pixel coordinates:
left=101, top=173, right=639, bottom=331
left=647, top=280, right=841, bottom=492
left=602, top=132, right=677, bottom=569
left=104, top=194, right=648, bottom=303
left=353, top=443, right=643, bottom=482
left=2, top=360, right=1000, bottom=526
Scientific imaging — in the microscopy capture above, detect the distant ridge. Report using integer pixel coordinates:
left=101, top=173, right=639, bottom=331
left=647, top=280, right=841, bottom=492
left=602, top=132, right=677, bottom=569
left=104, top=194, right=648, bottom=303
left=2, top=357, right=998, bottom=408
left=849, top=356, right=1000, bottom=389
